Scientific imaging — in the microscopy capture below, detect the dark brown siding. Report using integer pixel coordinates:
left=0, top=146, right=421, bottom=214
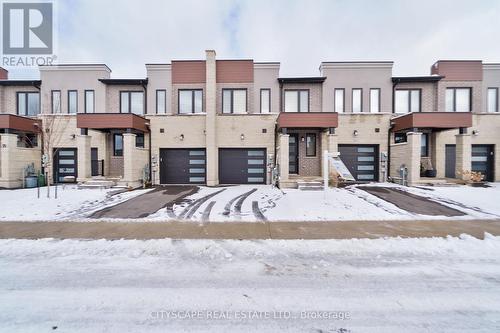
left=76, top=113, right=149, bottom=132
left=0, top=114, right=40, bottom=132
left=392, top=112, right=472, bottom=132
left=277, top=112, right=338, bottom=129
left=431, top=61, right=482, bottom=81
left=216, top=60, right=254, bottom=83
left=0, top=67, right=8, bottom=79
left=171, top=61, right=206, bottom=84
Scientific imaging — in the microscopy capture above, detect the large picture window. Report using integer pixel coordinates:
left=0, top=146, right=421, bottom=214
left=17, top=92, right=40, bottom=116
left=120, top=91, right=144, bottom=114
left=446, top=87, right=471, bottom=112
left=395, top=89, right=420, bottom=113
left=222, top=89, right=247, bottom=114
left=179, top=89, right=203, bottom=114
left=284, top=90, right=309, bottom=112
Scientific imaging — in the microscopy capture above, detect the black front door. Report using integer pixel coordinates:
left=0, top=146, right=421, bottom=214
left=159, top=149, right=206, bottom=184
left=219, top=148, right=266, bottom=184
left=288, top=134, right=298, bottom=174
left=53, top=148, right=77, bottom=183
left=91, top=148, right=99, bottom=176
left=472, top=145, right=494, bottom=182
left=445, top=144, right=456, bottom=178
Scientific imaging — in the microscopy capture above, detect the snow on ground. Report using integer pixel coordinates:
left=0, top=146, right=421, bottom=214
left=0, top=185, right=152, bottom=221
left=1, top=235, right=499, bottom=332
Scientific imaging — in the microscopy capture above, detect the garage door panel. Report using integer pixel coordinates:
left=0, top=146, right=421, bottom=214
left=219, top=148, right=266, bottom=184
left=160, top=149, right=206, bottom=184
left=338, top=145, right=379, bottom=182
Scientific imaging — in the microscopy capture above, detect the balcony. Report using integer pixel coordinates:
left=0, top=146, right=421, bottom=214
left=76, top=113, right=149, bottom=132
left=277, top=112, right=338, bottom=129
left=0, top=114, right=41, bottom=133
left=391, top=112, right=472, bottom=132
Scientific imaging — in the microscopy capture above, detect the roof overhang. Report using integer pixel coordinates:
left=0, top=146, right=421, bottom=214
left=392, top=76, right=444, bottom=83
left=0, top=114, right=41, bottom=133
left=391, top=112, right=473, bottom=132
left=76, top=113, right=149, bottom=132
left=278, top=77, right=326, bottom=84
left=98, top=78, right=148, bottom=85
left=277, top=112, right=338, bottom=129
left=0, top=80, right=41, bottom=86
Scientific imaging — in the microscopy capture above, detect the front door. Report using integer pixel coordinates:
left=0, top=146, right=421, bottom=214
left=288, top=134, right=298, bottom=174
left=445, top=144, right=456, bottom=178
left=53, top=148, right=77, bottom=183
left=472, top=145, right=494, bottom=182
left=91, top=148, right=99, bottom=176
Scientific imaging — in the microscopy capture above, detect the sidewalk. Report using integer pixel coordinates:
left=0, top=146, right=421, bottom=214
left=1, top=219, right=500, bottom=240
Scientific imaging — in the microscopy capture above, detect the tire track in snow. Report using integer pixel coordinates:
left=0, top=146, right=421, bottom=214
left=223, top=188, right=257, bottom=217
left=179, top=189, right=226, bottom=220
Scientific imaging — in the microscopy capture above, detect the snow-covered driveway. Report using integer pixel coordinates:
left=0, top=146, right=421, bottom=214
left=0, top=236, right=499, bottom=332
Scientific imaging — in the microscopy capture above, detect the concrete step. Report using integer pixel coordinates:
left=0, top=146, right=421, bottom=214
left=297, top=181, right=324, bottom=191
left=298, top=186, right=324, bottom=191
left=78, top=179, right=116, bottom=189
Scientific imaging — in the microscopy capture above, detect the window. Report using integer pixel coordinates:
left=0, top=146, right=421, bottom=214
left=352, top=89, right=362, bottom=113
left=446, top=88, right=471, bottom=112
left=260, top=89, right=270, bottom=113
left=120, top=91, right=144, bottom=114
left=370, top=88, right=380, bottom=113
left=68, top=90, right=77, bottom=114
left=394, top=132, right=407, bottom=144
left=487, top=88, right=498, bottom=113
left=51, top=90, right=61, bottom=114
left=135, top=133, right=144, bottom=148
left=17, top=92, right=40, bottom=116
left=113, top=134, right=123, bottom=156
left=334, top=88, right=344, bottom=113
left=179, top=89, right=203, bottom=114
left=84, top=90, right=94, bottom=113
left=284, top=90, right=309, bottom=112
left=222, top=89, right=247, bottom=114
left=18, top=133, right=38, bottom=148
left=156, top=90, right=166, bottom=114
left=306, top=133, right=316, bottom=157
left=421, top=133, right=429, bottom=157
left=395, top=89, right=420, bottom=113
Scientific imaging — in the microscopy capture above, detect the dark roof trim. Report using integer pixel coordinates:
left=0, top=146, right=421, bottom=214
left=392, top=76, right=444, bottom=83
left=278, top=77, right=326, bottom=84
left=99, top=78, right=148, bottom=85
left=0, top=80, right=41, bottom=86
left=321, top=61, right=394, bottom=64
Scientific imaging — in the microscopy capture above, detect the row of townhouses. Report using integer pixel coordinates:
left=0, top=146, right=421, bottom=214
left=0, top=50, right=499, bottom=189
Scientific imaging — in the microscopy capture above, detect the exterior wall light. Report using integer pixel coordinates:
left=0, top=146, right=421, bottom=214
left=353, top=130, right=359, bottom=136
left=179, top=134, right=184, bottom=141
left=472, top=130, right=479, bottom=136
left=240, top=134, right=245, bottom=141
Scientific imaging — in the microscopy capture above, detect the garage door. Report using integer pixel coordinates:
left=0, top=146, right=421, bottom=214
left=53, top=148, right=77, bottom=183
left=219, top=148, right=266, bottom=184
left=472, top=145, right=494, bottom=182
left=338, top=145, right=379, bottom=181
left=159, top=149, right=206, bottom=184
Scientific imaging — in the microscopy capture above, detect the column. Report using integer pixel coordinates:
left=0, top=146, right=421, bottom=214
left=0, top=133, right=17, bottom=186
left=278, top=134, right=289, bottom=181
left=455, top=133, right=471, bottom=180
left=122, top=133, right=136, bottom=183
left=76, top=134, right=91, bottom=181
left=205, top=49, right=218, bottom=186
left=406, top=132, right=422, bottom=185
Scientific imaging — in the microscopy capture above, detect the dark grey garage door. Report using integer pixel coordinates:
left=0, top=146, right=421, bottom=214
left=472, top=145, right=494, bottom=182
left=219, top=148, right=266, bottom=184
left=159, top=149, right=206, bottom=184
left=53, top=148, right=77, bottom=183
left=338, top=144, right=379, bottom=181
left=445, top=144, right=456, bottom=178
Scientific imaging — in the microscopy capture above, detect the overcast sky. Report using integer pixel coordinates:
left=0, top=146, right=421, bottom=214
left=7, top=0, right=500, bottom=79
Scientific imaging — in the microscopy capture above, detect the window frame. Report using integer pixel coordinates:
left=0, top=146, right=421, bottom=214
left=283, top=89, right=310, bottom=112
left=222, top=88, right=248, bottom=114
left=487, top=87, right=499, bottom=113
left=420, top=133, right=429, bottom=157
left=120, top=90, right=144, bottom=114
left=446, top=87, right=472, bottom=112
left=351, top=88, right=362, bottom=113
left=113, top=133, right=123, bottom=157
left=394, top=89, right=421, bottom=113
left=369, top=88, right=381, bottom=113
left=67, top=90, right=78, bottom=114
left=334, top=88, right=345, bottom=113
left=16, top=91, right=40, bottom=116
left=178, top=89, right=203, bottom=114
left=305, top=133, right=317, bottom=157
left=135, top=133, right=145, bottom=148
left=51, top=90, right=61, bottom=114
left=260, top=88, right=271, bottom=113
left=156, top=89, right=167, bottom=114
left=84, top=90, right=95, bottom=114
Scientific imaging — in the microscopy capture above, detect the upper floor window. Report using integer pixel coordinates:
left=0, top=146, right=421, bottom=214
left=487, top=88, right=498, bottom=113
left=370, top=88, right=380, bottom=113
left=51, top=90, right=61, bottom=114
left=334, top=88, right=344, bottom=113
left=68, top=90, right=78, bottom=114
left=395, top=89, right=420, bottom=113
left=17, top=92, right=39, bottom=116
left=85, top=90, right=94, bottom=113
left=352, top=88, right=362, bottom=113
left=222, top=89, right=247, bottom=114
left=284, top=90, right=309, bottom=112
left=120, top=91, right=144, bottom=115
left=156, top=90, right=166, bottom=114
left=446, top=87, right=471, bottom=112
left=260, top=89, right=270, bottom=113
left=179, top=89, right=203, bottom=114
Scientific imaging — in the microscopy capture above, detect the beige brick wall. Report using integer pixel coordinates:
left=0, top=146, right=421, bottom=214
left=0, top=86, right=39, bottom=115
left=105, top=85, right=146, bottom=114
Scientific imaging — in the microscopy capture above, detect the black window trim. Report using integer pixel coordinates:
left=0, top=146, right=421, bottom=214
left=369, top=88, right=381, bottom=113
left=135, top=133, right=145, bottom=148
left=487, top=87, right=499, bottom=113
left=222, top=88, right=248, bottom=114
left=394, top=88, right=422, bottom=113
left=283, top=89, right=310, bottom=112
left=16, top=91, right=40, bottom=116
left=51, top=90, right=61, bottom=114
left=446, top=87, right=472, bottom=112
left=120, top=90, right=144, bottom=114
left=178, top=89, right=204, bottom=114
left=334, top=88, right=345, bottom=113
left=156, top=89, right=167, bottom=114
left=67, top=90, right=78, bottom=114
left=260, top=88, right=271, bottom=113
left=421, top=132, right=429, bottom=157
left=351, top=88, right=363, bottom=113
left=113, top=133, right=123, bottom=157
left=84, top=89, right=95, bottom=114
left=305, top=133, right=317, bottom=157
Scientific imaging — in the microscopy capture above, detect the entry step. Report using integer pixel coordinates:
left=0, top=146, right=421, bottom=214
left=297, top=181, right=324, bottom=191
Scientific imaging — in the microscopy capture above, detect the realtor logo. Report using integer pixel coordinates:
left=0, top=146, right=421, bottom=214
left=2, top=2, right=53, bottom=54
